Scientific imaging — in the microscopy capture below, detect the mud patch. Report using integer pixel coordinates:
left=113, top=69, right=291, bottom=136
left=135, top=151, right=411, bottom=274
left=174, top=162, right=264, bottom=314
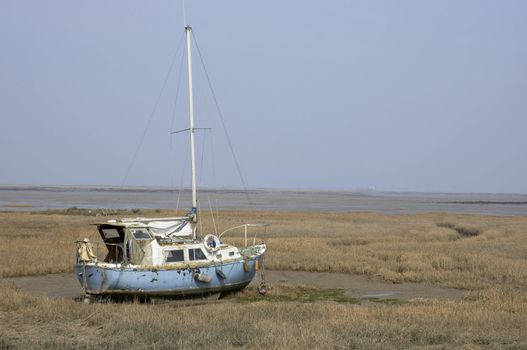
left=261, top=270, right=465, bottom=301
left=7, top=270, right=465, bottom=302
left=7, top=273, right=81, bottom=299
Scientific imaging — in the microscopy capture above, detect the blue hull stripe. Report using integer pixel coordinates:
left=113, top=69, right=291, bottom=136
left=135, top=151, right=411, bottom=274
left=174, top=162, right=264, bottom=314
left=76, top=257, right=261, bottom=297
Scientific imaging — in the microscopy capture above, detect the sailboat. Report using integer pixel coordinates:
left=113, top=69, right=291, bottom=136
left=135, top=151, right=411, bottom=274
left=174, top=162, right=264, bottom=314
left=75, top=25, right=267, bottom=300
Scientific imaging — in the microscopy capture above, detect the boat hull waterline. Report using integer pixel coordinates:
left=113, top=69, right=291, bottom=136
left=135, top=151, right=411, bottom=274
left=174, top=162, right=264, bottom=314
left=76, top=256, right=262, bottom=297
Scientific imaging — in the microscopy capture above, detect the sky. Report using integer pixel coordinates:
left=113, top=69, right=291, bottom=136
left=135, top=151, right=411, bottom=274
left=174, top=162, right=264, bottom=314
left=0, top=0, right=526, bottom=193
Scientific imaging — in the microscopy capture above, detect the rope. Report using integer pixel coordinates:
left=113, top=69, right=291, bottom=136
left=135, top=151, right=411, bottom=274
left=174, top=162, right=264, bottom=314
left=198, top=129, right=208, bottom=186
left=198, top=201, right=203, bottom=235
left=209, top=132, right=221, bottom=225
left=175, top=138, right=191, bottom=213
left=208, top=196, right=218, bottom=235
left=191, top=31, right=254, bottom=213
left=121, top=32, right=185, bottom=187
left=169, top=46, right=187, bottom=148
left=182, top=0, right=188, bottom=27
left=258, top=255, right=268, bottom=295
left=209, top=132, right=217, bottom=190
left=169, top=44, right=187, bottom=211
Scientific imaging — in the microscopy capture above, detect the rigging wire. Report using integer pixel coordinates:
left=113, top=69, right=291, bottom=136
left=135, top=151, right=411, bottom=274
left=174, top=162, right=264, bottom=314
left=175, top=136, right=190, bottom=213
left=198, top=131, right=220, bottom=233
left=191, top=31, right=254, bottom=212
left=182, top=0, right=188, bottom=27
left=198, top=200, right=203, bottom=234
left=209, top=132, right=220, bottom=223
left=198, top=129, right=208, bottom=187
left=169, top=42, right=188, bottom=210
left=169, top=46, right=187, bottom=149
left=209, top=132, right=217, bottom=189
left=208, top=196, right=218, bottom=235
left=121, top=32, right=185, bottom=187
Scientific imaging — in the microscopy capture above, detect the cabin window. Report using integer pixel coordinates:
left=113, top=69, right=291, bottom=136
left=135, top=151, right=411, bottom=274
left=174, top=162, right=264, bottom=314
left=166, top=250, right=184, bottom=263
left=101, top=228, right=120, bottom=239
left=189, top=248, right=207, bottom=261
left=131, top=229, right=151, bottom=240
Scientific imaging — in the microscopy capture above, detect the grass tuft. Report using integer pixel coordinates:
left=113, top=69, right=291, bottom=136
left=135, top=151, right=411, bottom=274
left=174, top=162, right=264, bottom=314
left=231, top=285, right=360, bottom=304
left=437, top=222, right=482, bottom=238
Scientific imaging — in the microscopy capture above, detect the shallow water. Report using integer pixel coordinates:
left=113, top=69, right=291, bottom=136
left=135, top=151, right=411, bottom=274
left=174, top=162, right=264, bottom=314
left=1, top=186, right=526, bottom=216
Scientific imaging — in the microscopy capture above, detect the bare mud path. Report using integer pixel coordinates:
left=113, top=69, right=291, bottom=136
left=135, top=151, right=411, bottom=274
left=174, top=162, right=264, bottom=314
left=262, top=270, right=465, bottom=300
left=7, top=270, right=465, bottom=301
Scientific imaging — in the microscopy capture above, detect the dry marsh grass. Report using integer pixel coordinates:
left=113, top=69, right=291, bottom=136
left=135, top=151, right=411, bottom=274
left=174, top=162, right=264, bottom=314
left=1, top=210, right=526, bottom=349
left=1, top=278, right=525, bottom=349
left=1, top=210, right=527, bottom=289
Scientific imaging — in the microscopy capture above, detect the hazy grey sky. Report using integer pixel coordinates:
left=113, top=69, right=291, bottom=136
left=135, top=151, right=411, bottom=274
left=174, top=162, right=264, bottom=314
left=1, top=1, right=526, bottom=193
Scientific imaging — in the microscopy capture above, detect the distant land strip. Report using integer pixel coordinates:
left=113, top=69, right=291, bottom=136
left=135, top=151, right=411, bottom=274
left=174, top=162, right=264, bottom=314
left=0, top=185, right=255, bottom=195
left=443, top=201, right=527, bottom=205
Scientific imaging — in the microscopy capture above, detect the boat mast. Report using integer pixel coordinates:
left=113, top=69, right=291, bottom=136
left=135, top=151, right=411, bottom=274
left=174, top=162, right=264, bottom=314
left=185, top=25, right=198, bottom=238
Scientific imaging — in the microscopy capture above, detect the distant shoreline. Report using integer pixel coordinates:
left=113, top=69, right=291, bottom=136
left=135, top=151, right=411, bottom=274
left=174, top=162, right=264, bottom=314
left=1, top=185, right=527, bottom=216
left=0, top=184, right=526, bottom=197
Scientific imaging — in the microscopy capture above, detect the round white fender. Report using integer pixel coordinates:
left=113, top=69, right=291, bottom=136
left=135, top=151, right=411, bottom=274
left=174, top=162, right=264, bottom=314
left=203, top=234, right=220, bottom=253
left=195, top=273, right=212, bottom=283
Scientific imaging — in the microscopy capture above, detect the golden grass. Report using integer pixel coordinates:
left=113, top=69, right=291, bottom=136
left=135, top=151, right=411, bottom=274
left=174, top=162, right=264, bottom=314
left=251, top=211, right=527, bottom=290
left=1, top=210, right=527, bottom=289
left=1, top=210, right=526, bottom=349
left=1, top=278, right=525, bottom=349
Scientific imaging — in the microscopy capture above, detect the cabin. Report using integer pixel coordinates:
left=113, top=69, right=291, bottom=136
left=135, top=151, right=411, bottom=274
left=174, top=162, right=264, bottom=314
left=92, top=217, right=242, bottom=268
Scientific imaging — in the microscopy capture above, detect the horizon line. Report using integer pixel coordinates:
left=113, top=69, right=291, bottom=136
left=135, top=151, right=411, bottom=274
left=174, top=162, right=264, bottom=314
left=0, top=183, right=526, bottom=196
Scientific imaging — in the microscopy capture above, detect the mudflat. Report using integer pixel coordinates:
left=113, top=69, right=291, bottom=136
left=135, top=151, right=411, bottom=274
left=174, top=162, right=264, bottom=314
left=2, top=185, right=527, bottom=215
left=8, top=270, right=465, bottom=301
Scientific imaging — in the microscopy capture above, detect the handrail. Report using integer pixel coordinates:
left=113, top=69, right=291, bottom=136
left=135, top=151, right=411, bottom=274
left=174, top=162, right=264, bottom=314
left=218, top=223, right=269, bottom=247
